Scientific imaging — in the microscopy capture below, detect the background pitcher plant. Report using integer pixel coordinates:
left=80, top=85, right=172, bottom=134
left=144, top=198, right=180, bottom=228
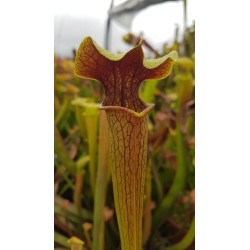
left=74, top=37, right=177, bottom=250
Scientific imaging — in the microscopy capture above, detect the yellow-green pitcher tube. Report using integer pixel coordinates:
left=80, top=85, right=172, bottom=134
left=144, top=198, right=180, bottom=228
left=92, top=110, right=110, bottom=250
left=101, top=104, right=154, bottom=250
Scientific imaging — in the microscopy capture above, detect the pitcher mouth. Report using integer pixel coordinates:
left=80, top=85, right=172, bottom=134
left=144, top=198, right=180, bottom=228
left=99, top=103, right=155, bottom=118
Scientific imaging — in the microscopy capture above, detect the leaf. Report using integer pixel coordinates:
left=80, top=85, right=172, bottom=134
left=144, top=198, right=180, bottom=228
left=55, top=231, right=70, bottom=248
left=165, top=217, right=195, bottom=250
left=67, top=236, right=85, bottom=250
left=92, top=111, right=110, bottom=250
left=140, top=79, right=159, bottom=104
left=175, top=73, right=194, bottom=106
left=82, top=103, right=100, bottom=195
left=54, top=125, right=76, bottom=174
left=74, top=155, right=90, bottom=216
left=175, top=57, right=194, bottom=72
left=152, top=123, right=187, bottom=232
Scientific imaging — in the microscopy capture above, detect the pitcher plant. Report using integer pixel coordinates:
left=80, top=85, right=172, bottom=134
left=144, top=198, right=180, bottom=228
left=74, top=36, right=177, bottom=250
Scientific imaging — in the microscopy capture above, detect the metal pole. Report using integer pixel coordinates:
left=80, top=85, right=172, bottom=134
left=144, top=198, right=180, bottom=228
left=105, top=0, right=115, bottom=50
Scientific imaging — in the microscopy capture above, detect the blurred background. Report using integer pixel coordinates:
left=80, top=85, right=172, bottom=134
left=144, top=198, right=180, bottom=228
left=54, top=0, right=195, bottom=249
left=54, top=0, right=194, bottom=57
